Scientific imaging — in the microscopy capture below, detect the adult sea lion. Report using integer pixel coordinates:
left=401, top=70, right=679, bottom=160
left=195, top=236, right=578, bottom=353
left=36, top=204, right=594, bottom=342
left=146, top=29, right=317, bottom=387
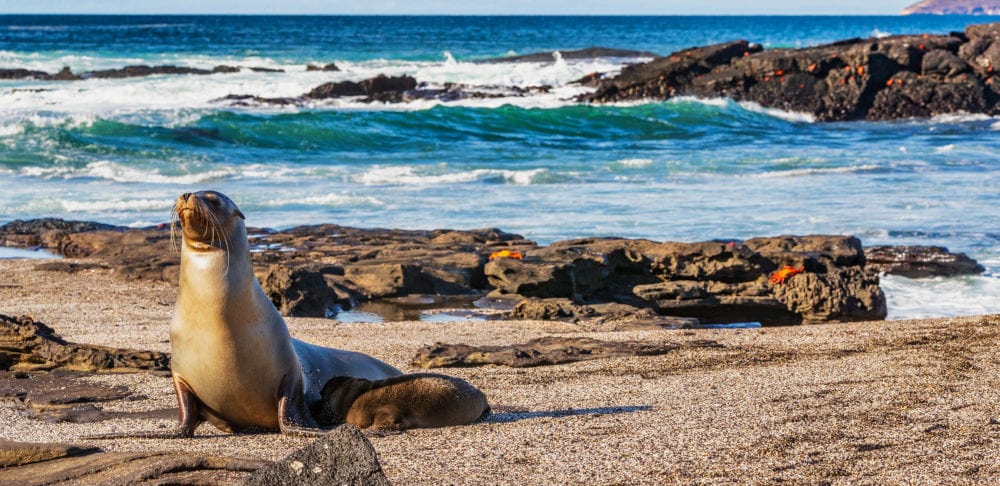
left=315, top=373, right=490, bottom=431
left=166, top=190, right=401, bottom=435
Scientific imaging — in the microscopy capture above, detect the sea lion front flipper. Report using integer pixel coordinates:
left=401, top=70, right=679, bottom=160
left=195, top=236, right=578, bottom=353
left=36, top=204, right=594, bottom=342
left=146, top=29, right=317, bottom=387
left=81, top=373, right=204, bottom=440
left=277, top=371, right=327, bottom=436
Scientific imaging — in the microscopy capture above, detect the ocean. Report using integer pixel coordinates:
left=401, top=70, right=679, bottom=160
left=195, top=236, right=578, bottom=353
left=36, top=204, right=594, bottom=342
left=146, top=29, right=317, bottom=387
left=1, top=15, right=999, bottom=319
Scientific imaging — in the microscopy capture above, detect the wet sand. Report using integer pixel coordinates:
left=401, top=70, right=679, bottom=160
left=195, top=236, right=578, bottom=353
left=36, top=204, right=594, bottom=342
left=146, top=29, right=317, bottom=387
left=1, top=258, right=998, bottom=484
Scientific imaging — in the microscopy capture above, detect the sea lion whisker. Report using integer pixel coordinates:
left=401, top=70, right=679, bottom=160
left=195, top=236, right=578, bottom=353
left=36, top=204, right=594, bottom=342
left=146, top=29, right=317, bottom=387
left=206, top=209, right=232, bottom=273
left=169, top=205, right=180, bottom=252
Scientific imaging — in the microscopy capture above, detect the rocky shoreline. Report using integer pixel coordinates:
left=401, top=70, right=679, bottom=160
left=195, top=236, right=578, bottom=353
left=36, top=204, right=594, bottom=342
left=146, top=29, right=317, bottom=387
left=5, top=23, right=999, bottom=120
left=582, top=22, right=1000, bottom=120
left=0, top=218, right=983, bottom=327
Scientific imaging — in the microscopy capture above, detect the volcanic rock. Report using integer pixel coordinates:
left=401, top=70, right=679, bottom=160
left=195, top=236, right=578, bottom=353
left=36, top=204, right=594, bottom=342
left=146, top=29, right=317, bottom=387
left=486, top=235, right=886, bottom=325
left=45, top=67, right=80, bottom=81
left=0, top=447, right=263, bottom=485
left=411, top=336, right=716, bottom=368
left=0, top=68, right=49, bottom=80
left=864, top=245, right=985, bottom=278
left=82, top=65, right=215, bottom=79
left=306, top=62, right=340, bottom=72
left=583, top=23, right=1000, bottom=121
left=306, top=74, right=417, bottom=100
left=0, top=439, right=99, bottom=468
left=0, top=314, right=169, bottom=373
left=244, top=425, right=390, bottom=486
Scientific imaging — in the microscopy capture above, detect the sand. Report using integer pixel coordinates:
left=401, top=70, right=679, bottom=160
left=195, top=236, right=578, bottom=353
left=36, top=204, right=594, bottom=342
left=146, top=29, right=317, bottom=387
left=1, top=258, right=999, bottom=484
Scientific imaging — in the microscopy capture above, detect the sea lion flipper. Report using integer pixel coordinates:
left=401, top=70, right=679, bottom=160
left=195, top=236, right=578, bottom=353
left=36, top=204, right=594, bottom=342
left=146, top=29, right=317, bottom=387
left=277, top=371, right=327, bottom=436
left=172, top=374, right=204, bottom=436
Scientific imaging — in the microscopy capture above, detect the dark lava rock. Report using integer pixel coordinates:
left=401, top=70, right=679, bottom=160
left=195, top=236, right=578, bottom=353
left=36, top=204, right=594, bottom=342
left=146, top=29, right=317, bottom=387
left=0, top=438, right=99, bottom=467
left=82, top=65, right=215, bottom=79
left=212, top=64, right=241, bottom=73
left=306, top=63, right=341, bottom=72
left=0, top=314, right=169, bottom=372
left=0, top=217, right=123, bottom=235
left=583, top=40, right=762, bottom=102
left=245, top=425, right=390, bottom=486
left=248, top=66, right=285, bottom=73
left=212, top=93, right=302, bottom=106
left=257, top=265, right=340, bottom=317
left=305, top=74, right=417, bottom=100
left=45, top=67, right=80, bottom=81
left=483, top=46, right=660, bottom=63
left=864, top=245, right=985, bottom=278
left=510, top=297, right=699, bottom=330
left=0, top=447, right=263, bottom=485
left=0, top=369, right=174, bottom=423
left=487, top=235, right=886, bottom=325
left=0, top=218, right=895, bottom=324
left=411, top=336, right=718, bottom=368
left=305, top=80, right=366, bottom=98
left=0, top=68, right=49, bottom=80
left=583, top=23, right=1000, bottom=121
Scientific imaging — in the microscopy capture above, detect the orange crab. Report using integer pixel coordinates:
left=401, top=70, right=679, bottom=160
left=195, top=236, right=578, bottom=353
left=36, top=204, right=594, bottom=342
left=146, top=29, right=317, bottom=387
left=488, top=249, right=524, bottom=261
left=769, top=265, right=805, bottom=284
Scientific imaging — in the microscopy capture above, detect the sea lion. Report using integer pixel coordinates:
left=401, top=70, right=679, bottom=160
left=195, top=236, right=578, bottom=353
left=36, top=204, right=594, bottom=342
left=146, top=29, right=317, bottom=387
left=315, top=373, right=490, bottom=431
left=165, top=190, right=402, bottom=436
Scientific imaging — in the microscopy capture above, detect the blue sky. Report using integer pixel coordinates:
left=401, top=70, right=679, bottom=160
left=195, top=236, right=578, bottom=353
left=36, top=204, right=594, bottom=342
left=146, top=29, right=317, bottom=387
left=0, top=1, right=918, bottom=16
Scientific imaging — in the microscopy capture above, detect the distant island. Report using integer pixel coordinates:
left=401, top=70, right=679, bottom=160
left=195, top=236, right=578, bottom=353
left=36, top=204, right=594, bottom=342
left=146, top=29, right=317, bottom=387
left=902, top=0, right=1000, bottom=15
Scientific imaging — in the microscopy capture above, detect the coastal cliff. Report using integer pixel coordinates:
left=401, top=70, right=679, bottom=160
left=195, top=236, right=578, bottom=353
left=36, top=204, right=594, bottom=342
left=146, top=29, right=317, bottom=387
left=902, top=0, right=1000, bottom=15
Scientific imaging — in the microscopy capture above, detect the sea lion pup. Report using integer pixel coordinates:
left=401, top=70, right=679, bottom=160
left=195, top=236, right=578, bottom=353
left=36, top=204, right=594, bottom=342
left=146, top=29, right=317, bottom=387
left=315, top=373, right=491, bottom=431
left=160, top=190, right=402, bottom=436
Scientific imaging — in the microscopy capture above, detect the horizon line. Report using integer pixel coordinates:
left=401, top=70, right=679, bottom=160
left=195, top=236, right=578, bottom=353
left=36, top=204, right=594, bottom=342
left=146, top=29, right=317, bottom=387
left=0, top=13, right=947, bottom=17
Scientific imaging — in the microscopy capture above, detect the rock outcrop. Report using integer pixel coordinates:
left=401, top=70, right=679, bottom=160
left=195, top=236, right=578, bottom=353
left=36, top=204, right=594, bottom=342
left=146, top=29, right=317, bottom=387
left=582, top=22, right=1000, bottom=120
left=244, top=425, right=390, bottom=486
left=411, top=336, right=713, bottom=368
left=0, top=64, right=288, bottom=81
left=485, top=235, right=887, bottom=325
left=864, top=245, right=985, bottom=278
left=902, top=0, right=1000, bottom=15
left=4, top=218, right=979, bottom=324
left=0, top=443, right=263, bottom=485
left=0, top=314, right=169, bottom=372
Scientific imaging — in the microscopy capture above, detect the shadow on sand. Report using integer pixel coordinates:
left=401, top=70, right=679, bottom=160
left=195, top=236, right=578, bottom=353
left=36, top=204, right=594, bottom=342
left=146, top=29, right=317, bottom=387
left=482, top=405, right=652, bottom=424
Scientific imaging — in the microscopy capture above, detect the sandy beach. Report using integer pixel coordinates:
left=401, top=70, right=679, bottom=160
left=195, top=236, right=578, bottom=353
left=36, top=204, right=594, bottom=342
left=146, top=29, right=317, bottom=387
left=1, top=257, right=999, bottom=484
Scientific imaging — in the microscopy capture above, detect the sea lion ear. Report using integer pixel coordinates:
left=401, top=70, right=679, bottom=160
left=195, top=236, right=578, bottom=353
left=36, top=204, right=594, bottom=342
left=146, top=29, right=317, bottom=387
left=235, top=209, right=245, bottom=220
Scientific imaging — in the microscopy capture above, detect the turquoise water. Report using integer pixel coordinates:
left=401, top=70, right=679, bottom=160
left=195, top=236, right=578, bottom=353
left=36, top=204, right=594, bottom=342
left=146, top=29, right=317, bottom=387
left=1, top=15, right=999, bottom=318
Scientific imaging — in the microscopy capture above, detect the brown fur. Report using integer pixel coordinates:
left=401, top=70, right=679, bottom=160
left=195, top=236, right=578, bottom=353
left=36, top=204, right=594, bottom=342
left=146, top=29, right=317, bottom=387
left=316, top=373, right=490, bottom=431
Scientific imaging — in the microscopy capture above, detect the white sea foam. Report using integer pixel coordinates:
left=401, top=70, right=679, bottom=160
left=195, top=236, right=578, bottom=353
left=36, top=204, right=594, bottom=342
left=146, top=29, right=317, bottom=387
left=0, top=123, right=24, bottom=137
left=610, top=158, right=654, bottom=168
left=882, top=274, right=1000, bottom=320
left=357, top=166, right=546, bottom=186
left=870, top=28, right=892, bottom=39
left=750, top=164, right=881, bottom=178
left=927, top=113, right=994, bottom=124
left=670, top=96, right=730, bottom=108
left=0, top=49, right=651, bottom=119
left=21, top=160, right=234, bottom=184
left=739, top=101, right=817, bottom=123
left=59, top=198, right=171, bottom=212
left=260, top=193, right=385, bottom=207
